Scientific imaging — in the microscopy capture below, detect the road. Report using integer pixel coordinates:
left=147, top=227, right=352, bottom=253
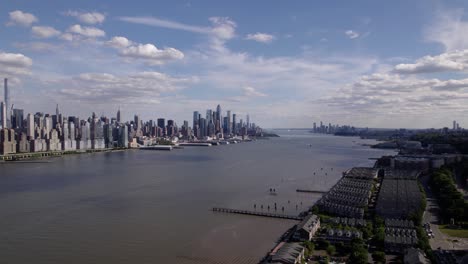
left=420, top=173, right=468, bottom=250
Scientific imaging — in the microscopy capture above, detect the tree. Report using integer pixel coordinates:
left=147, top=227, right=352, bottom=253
left=326, top=245, right=336, bottom=256
left=372, top=251, right=385, bottom=263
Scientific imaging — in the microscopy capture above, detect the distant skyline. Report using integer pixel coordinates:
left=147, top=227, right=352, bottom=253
left=2, top=0, right=468, bottom=128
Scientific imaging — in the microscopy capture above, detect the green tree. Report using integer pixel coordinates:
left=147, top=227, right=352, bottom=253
left=326, top=245, right=336, bottom=256
left=372, top=251, right=385, bottom=263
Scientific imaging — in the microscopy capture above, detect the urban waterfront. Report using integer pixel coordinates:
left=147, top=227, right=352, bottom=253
left=0, top=131, right=395, bottom=264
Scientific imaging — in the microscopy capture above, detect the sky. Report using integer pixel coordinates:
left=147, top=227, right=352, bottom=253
left=1, top=0, right=468, bottom=128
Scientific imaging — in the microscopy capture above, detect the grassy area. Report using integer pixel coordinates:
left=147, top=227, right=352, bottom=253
left=439, top=225, right=468, bottom=238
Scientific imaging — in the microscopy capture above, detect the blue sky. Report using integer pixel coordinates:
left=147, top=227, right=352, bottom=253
left=2, top=0, right=468, bottom=128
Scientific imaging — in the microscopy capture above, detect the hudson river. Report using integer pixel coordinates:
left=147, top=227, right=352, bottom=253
left=0, top=130, right=395, bottom=264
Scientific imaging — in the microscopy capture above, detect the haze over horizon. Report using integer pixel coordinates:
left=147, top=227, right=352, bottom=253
left=1, top=0, right=468, bottom=129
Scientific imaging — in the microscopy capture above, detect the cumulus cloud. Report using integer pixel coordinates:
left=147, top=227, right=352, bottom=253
left=209, top=17, right=236, bottom=40
left=67, top=24, right=106, bottom=38
left=107, top=36, right=184, bottom=65
left=54, top=71, right=196, bottom=104
left=31, top=26, right=61, bottom=38
left=394, top=49, right=468, bottom=74
left=243, top=86, right=267, bottom=97
left=0, top=52, right=33, bottom=76
left=345, top=30, right=360, bottom=39
left=65, top=11, right=106, bottom=24
left=245, top=33, right=275, bottom=43
left=7, top=10, right=38, bottom=27
left=107, top=36, right=133, bottom=48
left=425, top=8, right=468, bottom=51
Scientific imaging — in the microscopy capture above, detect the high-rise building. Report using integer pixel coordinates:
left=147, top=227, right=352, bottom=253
left=206, top=109, right=212, bottom=124
left=157, top=118, right=165, bottom=129
left=0, top=102, right=6, bottom=129
left=453, top=120, right=457, bottom=130
left=4, top=78, right=9, bottom=129
left=232, top=113, right=237, bottom=134
left=12, top=109, right=24, bottom=129
left=193, top=111, right=199, bottom=129
left=216, top=105, right=222, bottom=129
left=226, top=110, right=231, bottom=135
left=246, top=114, right=250, bottom=129
left=117, top=107, right=121, bottom=123
left=26, top=113, right=34, bottom=139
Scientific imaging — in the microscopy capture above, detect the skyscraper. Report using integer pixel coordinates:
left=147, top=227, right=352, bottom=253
left=1, top=102, right=6, bottom=129
left=117, top=107, right=121, bottom=123
left=226, top=110, right=231, bottom=135
left=12, top=109, right=24, bottom=129
left=193, top=111, right=199, bottom=129
left=4, top=78, right=9, bottom=129
left=232, top=113, right=237, bottom=134
left=216, top=105, right=222, bottom=127
left=27, top=113, right=34, bottom=139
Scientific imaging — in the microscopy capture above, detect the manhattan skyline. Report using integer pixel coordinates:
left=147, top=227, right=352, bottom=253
left=2, top=1, right=468, bottom=128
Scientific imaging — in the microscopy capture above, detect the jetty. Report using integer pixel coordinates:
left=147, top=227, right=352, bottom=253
left=139, top=145, right=173, bottom=151
left=212, top=207, right=303, bottom=220
left=178, top=143, right=212, bottom=147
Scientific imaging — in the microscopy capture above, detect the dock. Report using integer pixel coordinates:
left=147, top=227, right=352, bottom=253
left=212, top=207, right=303, bottom=220
left=139, top=145, right=173, bottom=151
left=178, top=143, right=212, bottom=147
left=296, top=189, right=327, bottom=194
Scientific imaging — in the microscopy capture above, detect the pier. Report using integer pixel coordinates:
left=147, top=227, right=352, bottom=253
left=139, top=146, right=173, bottom=151
left=296, top=189, right=327, bottom=194
left=212, top=207, right=303, bottom=220
left=178, top=143, right=212, bottom=147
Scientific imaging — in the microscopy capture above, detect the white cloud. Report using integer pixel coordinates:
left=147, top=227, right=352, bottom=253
left=394, top=50, right=467, bottom=74
left=7, top=10, right=38, bottom=27
left=107, top=36, right=133, bottom=48
left=209, top=17, right=236, bottom=40
left=345, top=30, right=360, bottom=39
left=243, top=86, right=267, bottom=97
left=31, top=26, right=61, bottom=38
left=0, top=52, right=33, bottom=77
left=54, top=71, right=196, bottom=104
left=67, top=24, right=106, bottom=38
left=118, top=16, right=209, bottom=34
left=107, top=36, right=184, bottom=65
left=245, top=33, right=275, bottom=43
left=66, top=11, right=106, bottom=24
left=425, top=8, right=468, bottom=51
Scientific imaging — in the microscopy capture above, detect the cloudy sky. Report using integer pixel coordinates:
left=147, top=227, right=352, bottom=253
left=2, top=0, right=468, bottom=128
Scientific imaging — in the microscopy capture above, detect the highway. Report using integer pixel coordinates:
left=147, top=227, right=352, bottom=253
left=420, top=174, right=468, bottom=250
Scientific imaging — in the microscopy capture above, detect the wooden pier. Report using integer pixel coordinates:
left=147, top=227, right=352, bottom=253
left=212, top=207, right=303, bottom=220
left=296, top=189, right=327, bottom=194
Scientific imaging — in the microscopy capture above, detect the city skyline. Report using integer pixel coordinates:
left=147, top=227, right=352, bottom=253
left=3, top=1, right=468, bottom=128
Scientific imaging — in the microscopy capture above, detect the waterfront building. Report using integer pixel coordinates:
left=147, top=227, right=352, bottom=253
left=4, top=78, right=10, bottom=129
left=17, top=132, right=30, bottom=153
left=292, top=214, right=320, bottom=241
left=47, top=129, right=61, bottom=151
left=206, top=109, right=212, bottom=124
left=0, top=128, right=16, bottom=154
left=26, top=114, right=34, bottom=139
left=31, top=138, right=47, bottom=152
left=1, top=102, right=6, bottom=129
left=268, top=242, right=305, bottom=264
left=119, top=125, right=129, bottom=148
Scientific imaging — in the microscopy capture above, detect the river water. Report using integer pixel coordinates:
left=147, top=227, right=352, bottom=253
left=0, top=130, right=395, bottom=264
